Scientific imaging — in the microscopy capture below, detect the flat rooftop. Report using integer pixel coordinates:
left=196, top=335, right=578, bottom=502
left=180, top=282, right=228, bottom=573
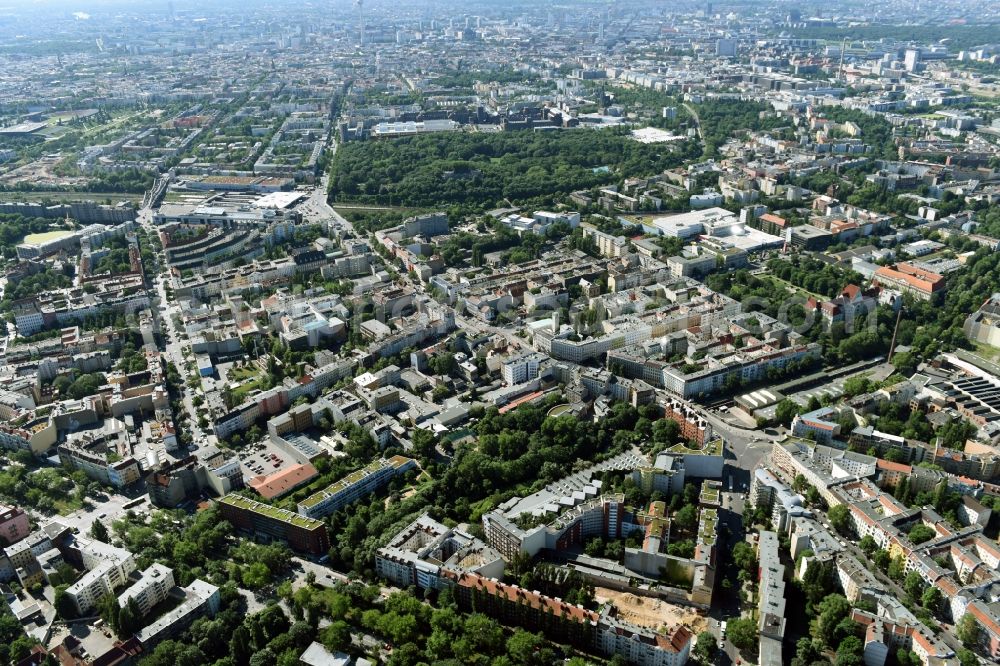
left=219, top=493, right=325, bottom=530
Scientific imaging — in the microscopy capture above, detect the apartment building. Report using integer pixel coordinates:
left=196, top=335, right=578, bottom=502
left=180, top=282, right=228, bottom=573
left=12, top=275, right=151, bottom=336
left=0, top=417, right=58, bottom=455
left=57, top=443, right=142, bottom=489
left=0, top=505, right=30, bottom=547
left=117, top=563, right=175, bottom=615
left=481, top=452, right=645, bottom=558
left=595, top=608, right=693, bottom=666
left=581, top=224, right=630, bottom=258
left=65, top=538, right=137, bottom=615
left=448, top=571, right=693, bottom=666
left=212, top=356, right=358, bottom=439
left=136, top=579, right=220, bottom=648
left=297, top=456, right=417, bottom=520
left=964, top=295, right=1000, bottom=348
left=662, top=342, right=822, bottom=399
left=750, top=468, right=811, bottom=533
left=790, top=407, right=841, bottom=444
left=501, top=352, right=544, bottom=385
left=375, top=514, right=504, bottom=590
left=219, top=494, right=330, bottom=556
left=757, top=531, right=786, bottom=663
left=852, top=609, right=955, bottom=666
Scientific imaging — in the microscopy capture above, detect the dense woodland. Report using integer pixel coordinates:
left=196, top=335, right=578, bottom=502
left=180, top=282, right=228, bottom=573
left=328, top=128, right=698, bottom=209
left=691, top=99, right=789, bottom=157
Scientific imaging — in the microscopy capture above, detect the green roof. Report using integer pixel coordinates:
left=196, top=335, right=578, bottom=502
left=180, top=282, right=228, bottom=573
left=698, top=509, right=718, bottom=546
left=668, top=437, right=724, bottom=457
left=299, top=457, right=415, bottom=509
left=220, top=493, right=324, bottom=531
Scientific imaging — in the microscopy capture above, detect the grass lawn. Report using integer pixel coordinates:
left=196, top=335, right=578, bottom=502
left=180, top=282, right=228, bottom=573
left=231, top=379, right=262, bottom=399
left=54, top=497, right=84, bottom=516
left=973, top=342, right=1000, bottom=362
left=230, top=365, right=262, bottom=381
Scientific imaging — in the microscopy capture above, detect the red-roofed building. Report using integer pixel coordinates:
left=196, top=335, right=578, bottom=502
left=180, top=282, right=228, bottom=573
left=966, top=601, right=1000, bottom=659
left=875, top=459, right=912, bottom=489
left=447, top=571, right=693, bottom=666
left=249, top=462, right=319, bottom=500
left=802, top=284, right=881, bottom=330
left=873, top=263, right=945, bottom=301
left=758, top=213, right=788, bottom=235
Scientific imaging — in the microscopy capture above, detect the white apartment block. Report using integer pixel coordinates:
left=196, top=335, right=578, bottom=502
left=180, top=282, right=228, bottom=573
left=501, top=353, right=543, bottom=386
left=117, top=563, right=174, bottom=615
left=66, top=538, right=136, bottom=615
left=137, top=579, right=220, bottom=647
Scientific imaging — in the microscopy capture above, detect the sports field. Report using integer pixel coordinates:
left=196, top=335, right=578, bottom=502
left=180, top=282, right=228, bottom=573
left=22, top=230, right=73, bottom=245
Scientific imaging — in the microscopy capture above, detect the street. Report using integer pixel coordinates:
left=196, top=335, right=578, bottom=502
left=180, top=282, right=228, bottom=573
left=137, top=204, right=212, bottom=450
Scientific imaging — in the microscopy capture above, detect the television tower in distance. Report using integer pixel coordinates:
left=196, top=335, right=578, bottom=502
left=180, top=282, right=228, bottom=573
left=839, top=37, right=847, bottom=81
left=355, top=0, right=365, bottom=47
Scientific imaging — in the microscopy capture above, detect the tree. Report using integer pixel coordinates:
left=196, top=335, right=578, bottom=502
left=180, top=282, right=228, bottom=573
left=957, top=648, right=979, bottom=666
left=137, top=640, right=205, bottom=666
left=53, top=585, right=75, bottom=619
left=859, top=535, right=877, bottom=556
left=801, top=559, right=835, bottom=607
left=792, top=637, right=824, bottom=666
left=888, top=556, right=906, bottom=581
left=652, top=418, right=680, bottom=445
left=97, top=594, right=120, bottom=634
left=320, top=620, right=351, bottom=653
left=921, top=585, right=942, bottom=614
left=241, top=562, right=271, bottom=589
left=828, top=504, right=850, bottom=533
left=908, top=523, right=935, bottom=544
left=726, top=617, right=758, bottom=651
left=835, top=636, right=864, bottom=666
left=67, top=373, right=105, bottom=400
left=815, top=594, right=852, bottom=648
left=957, top=613, right=982, bottom=648
left=465, top=614, right=504, bottom=654
left=412, top=428, right=438, bottom=460
left=903, top=571, right=924, bottom=603
left=732, top=541, right=757, bottom=576
left=117, top=598, right=142, bottom=637
left=90, top=519, right=109, bottom=543
left=873, top=549, right=891, bottom=571
left=506, top=630, right=553, bottom=666
left=428, top=353, right=457, bottom=377
left=674, top=504, right=698, bottom=531
left=249, top=648, right=276, bottom=666
left=694, top=631, right=718, bottom=664
left=229, top=625, right=252, bottom=666
left=842, top=376, right=872, bottom=398
left=774, top=399, right=800, bottom=427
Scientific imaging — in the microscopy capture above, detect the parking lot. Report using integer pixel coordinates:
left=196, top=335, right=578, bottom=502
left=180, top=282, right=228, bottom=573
left=49, top=620, right=118, bottom=661
left=236, top=438, right=299, bottom=481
